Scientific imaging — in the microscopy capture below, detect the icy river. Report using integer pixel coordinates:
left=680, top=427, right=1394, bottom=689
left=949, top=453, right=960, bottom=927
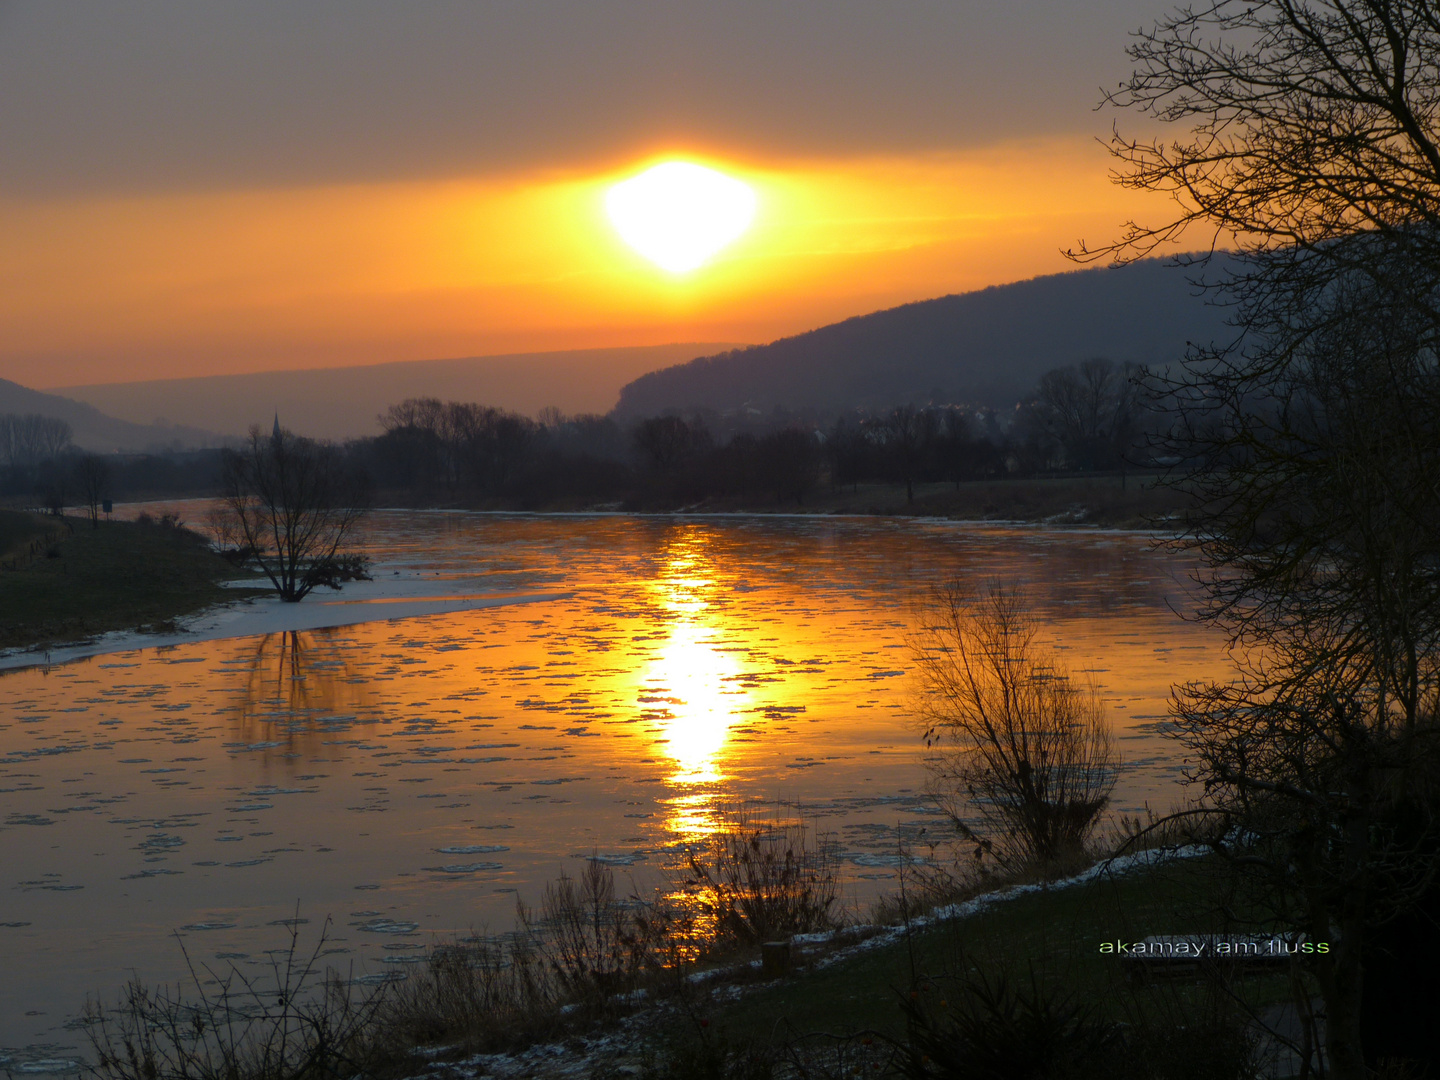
left=0, top=509, right=1230, bottom=1062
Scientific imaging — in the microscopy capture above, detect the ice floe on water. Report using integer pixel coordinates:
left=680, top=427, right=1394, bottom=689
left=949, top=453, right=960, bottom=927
left=355, top=918, right=420, bottom=935
left=583, top=852, right=648, bottom=866
left=844, top=852, right=928, bottom=868
left=12, top=1059, right=83, bottom=1074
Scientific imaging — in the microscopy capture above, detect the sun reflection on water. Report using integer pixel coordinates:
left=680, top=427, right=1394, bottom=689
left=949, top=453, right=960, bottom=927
left=640, top=528, right=750, bottom=836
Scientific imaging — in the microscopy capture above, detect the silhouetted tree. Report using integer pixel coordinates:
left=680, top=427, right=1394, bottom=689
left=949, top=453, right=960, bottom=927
left=884, top=405, right=932, bottom=504
left=1033, top=359, right=1141, bottom=471
left=0, top=413, right=73, bottom=473
left=633, top=415, right=710, bottom=474
left=455, top=406, right=536, bottom=494
left=37, top=457, right=68, bottom=517
left=757, top=428, right=820, bottom=504
left=932, top=407, right=973, bottom=489
left=217, top=425, right=371, bottom=602
left=74, top=453, right=111, bottom=528
left=377, top=398, right=447, bottom=493
left=1080, top=2, right=1440, bottom=1073
left=559, top=414, right=627, bottom=460
left=826, top=417, right=869, bottom=492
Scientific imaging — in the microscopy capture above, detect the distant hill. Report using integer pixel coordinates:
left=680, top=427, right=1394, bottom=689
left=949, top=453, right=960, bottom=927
left=61, top=343, right=739, bottom=441
left=615, top=259, right=1237, bottom=417
left=0, top=379, right=227, bottom=453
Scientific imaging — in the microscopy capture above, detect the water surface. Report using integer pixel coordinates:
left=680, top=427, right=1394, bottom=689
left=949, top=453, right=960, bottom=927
left=0, top=512, right=1227, bottom=1059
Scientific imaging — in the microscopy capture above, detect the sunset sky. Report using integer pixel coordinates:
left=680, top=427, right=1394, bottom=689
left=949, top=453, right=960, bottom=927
left=1, top=1, right=1178, bottom=389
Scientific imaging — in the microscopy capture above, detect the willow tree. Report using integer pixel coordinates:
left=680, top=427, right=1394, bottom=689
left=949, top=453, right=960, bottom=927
left=217, top=425, right=371, bottom=602
left=1076, top=3, right=1440, bottom=1075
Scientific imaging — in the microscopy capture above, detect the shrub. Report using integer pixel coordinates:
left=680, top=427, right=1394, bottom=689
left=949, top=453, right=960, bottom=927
left=520, top=857, right=667, bottom=1009
left=678, top=811, right=842, bottom=952
left=898, top=968, right=1121, bottom=1080
left=898, top=964, right=1258, bottom=1080
left=370, top=933, right=559, bottom=1059
left=910, top=585, right=1118, bottom=872
left=83, top=919, right=383, bottom=1080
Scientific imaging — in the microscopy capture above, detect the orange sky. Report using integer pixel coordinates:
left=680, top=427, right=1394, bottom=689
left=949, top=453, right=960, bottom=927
left=3, top=139, right=1173, bottom=389
left=0, top=2, right=1179, bottom=390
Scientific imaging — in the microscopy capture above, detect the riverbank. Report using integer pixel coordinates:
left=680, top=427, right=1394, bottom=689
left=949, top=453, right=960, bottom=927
left=816, top=473, right=1188, bottom=528
left=384, top=845, right=1301, bottom=1080
left=401, top=474, right=1192, bottom=529
left=103, top=473, right=1189, bottom=528
left=71, top=846, right=1303, bottom=1080
left=0, top=511, right=267, bottom=653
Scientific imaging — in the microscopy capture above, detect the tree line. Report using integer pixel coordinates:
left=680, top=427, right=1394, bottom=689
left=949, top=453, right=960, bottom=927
left=0, top=357, right=1164, bottom=514
left=349, top=355, right=1158, bottom=509
left=0, top=414, right=230, bottom=526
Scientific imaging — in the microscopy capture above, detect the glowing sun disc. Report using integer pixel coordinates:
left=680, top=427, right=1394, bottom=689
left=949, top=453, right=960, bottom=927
left=606, top=161, right=757, bottom=272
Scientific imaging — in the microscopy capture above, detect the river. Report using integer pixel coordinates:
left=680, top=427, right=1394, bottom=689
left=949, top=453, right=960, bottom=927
left=0, top=509, right=1229, bottom=1063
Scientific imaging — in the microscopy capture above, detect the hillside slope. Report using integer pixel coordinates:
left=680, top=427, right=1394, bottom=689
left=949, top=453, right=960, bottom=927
left=0, top=379, right=225, bottom=452
left=615, top=259, right=1235, bottom=417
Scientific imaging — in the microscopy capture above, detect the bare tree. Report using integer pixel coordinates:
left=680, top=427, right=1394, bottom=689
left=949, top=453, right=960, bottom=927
left=32, top=415, right=72, bottom=461
left=37, top=457, right=69, bottom=517
left=378, top=397, right=449, bottom=491
left=1076, top=1, right=1440, bottom=269
left=632, top=414, right=710, bottom=474
left=1033, top=359, right=1143, bottom=473
left=217, top=425, right=370, bottom=602
left=74, top=453, right=111, bottom=528
left=377, top=398, right=538, bottom=497
left=933, top=406, right=972, bottom=489
left=1161, top=278, right=1440, bottom=1077
left=1076, top=4, right=1440, bottom=1074
left=449, top=403, right=537, bottom=494
left=0, top=413, right=73, bottom=471
left=911, top=586, right=1118, bottom=871
left=883, top=404, right=933, bottom=504
left=825, top=416, right=869, bottom=492
left=756, top=427, right=820, bottom=504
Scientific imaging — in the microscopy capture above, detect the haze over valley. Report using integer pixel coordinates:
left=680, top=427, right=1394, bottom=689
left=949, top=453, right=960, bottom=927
left=15, top=259, right=1226, bottom=446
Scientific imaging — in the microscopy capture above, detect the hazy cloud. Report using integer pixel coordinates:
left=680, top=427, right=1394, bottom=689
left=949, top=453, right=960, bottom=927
left=1, top=0, right=1163, bottom=195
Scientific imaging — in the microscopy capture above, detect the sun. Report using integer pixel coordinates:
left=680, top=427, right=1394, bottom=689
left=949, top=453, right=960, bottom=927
left=605, top=161, right=757, bottom=273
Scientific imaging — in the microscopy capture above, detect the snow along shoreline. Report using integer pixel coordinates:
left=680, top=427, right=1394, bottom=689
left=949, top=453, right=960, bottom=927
left=437, top=845, right=1211, bottom=1080
left=0, top=572, right=571, bottom=672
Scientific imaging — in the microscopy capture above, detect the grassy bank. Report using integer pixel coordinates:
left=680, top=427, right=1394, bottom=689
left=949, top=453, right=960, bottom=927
left=0, top=511, right=263, bottom=652
left=595, top=852, right=1293, bottom=1079
left=0, top=508, right=68, bottom=567
left=686, top=854, right=1281, bottom=1042
left=79, top=845, right=1304, bottom=1080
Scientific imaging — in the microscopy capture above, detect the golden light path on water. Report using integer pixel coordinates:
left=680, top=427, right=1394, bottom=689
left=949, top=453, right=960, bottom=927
left=0, top=508, right=1234, bottom=1058
left=645, top=529, right=751, bottom=833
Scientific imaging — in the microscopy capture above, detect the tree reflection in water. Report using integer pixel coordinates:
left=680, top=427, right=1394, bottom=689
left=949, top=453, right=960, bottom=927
left=230, top=629, right=373, bottom=768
